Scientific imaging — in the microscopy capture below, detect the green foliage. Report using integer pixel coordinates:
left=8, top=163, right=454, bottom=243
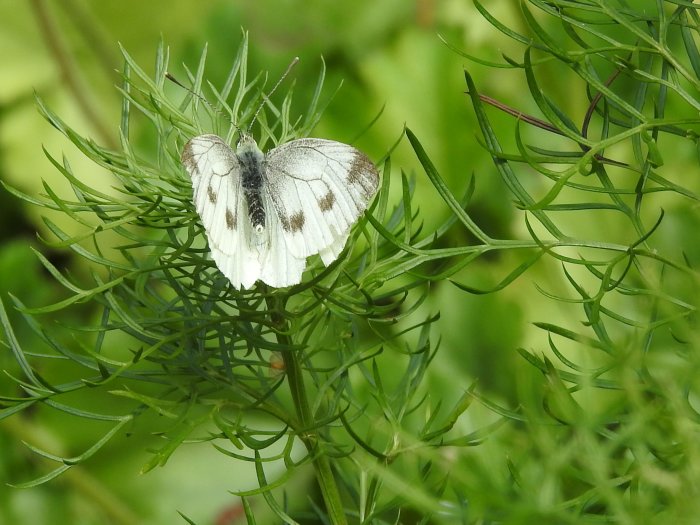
left=0, top=32, right=493, bottom=524
left=2, top=2, right=700, bottom=524
left=444, top=1, right=700, bottom=523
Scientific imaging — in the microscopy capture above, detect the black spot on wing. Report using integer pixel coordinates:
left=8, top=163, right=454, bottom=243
left=225, top=209, right=236, bottom=230
left=281, top=210, right=305, bottom=233
left=318, top=190, right=336, bottom=212
left=207, top=185, right=217, bottom=204
left=290, top=211, right=305, bottom=232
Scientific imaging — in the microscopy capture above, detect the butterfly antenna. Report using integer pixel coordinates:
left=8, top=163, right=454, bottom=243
left=247, top=57, right=300, bottom=133
left=165, top=71, right=243, bottom=136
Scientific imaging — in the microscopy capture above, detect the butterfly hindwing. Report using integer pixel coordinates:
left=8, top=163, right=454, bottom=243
left=258, top=189, right=307, bottom=287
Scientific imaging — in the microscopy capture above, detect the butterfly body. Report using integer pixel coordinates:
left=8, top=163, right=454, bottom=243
left=181, top=134, right=379, bottom=289
left=236, top=136, right=266, bottom=234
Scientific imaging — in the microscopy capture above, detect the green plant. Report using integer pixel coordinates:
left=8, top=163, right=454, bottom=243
left=0, top=34, right=497, bottom=524
left=3, top=1, right=700, bottom=524
left=443, top=1, right=700, bottom=523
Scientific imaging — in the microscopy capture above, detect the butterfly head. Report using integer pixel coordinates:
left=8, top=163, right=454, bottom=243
left=237, top=133, right=256, bottom=146
left=236, top=133, right=261, bottom=153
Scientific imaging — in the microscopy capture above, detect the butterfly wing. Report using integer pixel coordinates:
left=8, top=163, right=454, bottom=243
left=182, top=134, right=267, bottom=289
left=262, top=138, right=379, bottom=266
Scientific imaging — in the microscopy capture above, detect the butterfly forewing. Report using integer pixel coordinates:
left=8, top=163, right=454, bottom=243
left=263, top=138, right=379, bottom=263
left=181, top=134, right=379, bottom=289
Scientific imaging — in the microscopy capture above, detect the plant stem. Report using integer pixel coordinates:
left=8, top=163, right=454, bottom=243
left=29, top=0, right=117, bottom=149
left=267, top=294, right=347, bottom=525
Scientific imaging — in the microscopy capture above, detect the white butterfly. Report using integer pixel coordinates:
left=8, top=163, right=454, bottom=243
left=181, top=133, right=379, bottom=289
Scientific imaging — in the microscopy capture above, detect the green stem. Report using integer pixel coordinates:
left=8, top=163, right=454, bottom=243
left=267, top=294, right=347, bottom=525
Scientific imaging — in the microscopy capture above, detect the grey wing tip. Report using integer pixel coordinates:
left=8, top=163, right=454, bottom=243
left=181, top=140, right=197, bottom=174
left=181, top=134, right=229, bottom=175
left=348, top=151, right=380, bottom=199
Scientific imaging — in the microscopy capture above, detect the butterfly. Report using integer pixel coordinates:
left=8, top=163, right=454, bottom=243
left=181, top=133, right=379, bottom=289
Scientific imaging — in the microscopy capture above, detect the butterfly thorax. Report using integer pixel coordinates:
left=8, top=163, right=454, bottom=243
left=236, top=137, right=266, bottom=234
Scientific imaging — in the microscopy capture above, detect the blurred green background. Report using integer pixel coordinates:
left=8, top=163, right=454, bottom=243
left=4, top=1, right=698, bottom=524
